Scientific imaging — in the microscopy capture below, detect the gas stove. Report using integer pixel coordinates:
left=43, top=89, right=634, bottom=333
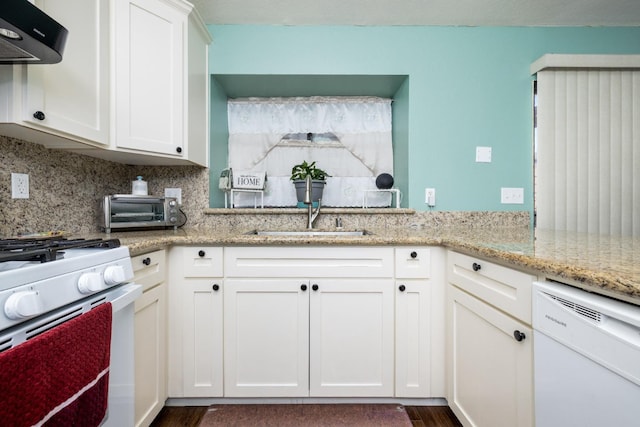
left=0, top=237, right=134, bottom=331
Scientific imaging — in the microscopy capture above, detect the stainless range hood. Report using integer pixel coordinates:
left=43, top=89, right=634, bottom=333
left=0, top=0, right=68, bottom=64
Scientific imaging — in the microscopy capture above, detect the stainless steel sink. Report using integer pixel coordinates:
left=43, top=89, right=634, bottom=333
left=248, top=230, right=371, bottom=237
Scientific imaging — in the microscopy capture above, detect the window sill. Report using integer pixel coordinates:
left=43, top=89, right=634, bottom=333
left=204, top=207, right=416, bottom=215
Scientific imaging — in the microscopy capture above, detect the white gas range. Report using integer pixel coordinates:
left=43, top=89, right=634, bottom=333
left=0, top=236, right=142, bottom=427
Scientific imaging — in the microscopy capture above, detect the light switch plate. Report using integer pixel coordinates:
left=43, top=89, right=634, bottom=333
left=501, top=187, right=524, bottom=204
left=165, top=188, right=182, bottom=205
left=476, top=146, right=492, bottom=163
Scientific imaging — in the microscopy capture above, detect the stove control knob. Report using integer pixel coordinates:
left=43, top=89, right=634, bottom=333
left=78, top=272, right=105, bottom=294
left=104, top=265, right=126, bottom=286
left=5, top=291, right=44, bottom=320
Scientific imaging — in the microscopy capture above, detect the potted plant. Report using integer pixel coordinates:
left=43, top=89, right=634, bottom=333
left=290, top=160, right=329, bottom=205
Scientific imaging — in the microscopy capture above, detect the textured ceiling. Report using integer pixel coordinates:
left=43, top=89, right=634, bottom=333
left=191, top=0, right=640, bottom=26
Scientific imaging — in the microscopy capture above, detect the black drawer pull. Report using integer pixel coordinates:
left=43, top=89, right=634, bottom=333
left=301, top=284, right=307, bottom=291
left=198, top=250, right=205, bottom=257
left=399, top=285, right=406, bottom=292
left=472, top=262, right=482, bottom=272
left=142, top=257, right=151, bottom=266
left=312, top=284, right=319, bottom=291
left=513, top=330, right=526, bottom=342
left=212, top=284, right=219, bottom=291
left=410, top=251, right=417, bottom=259
left=33, top=111, right=45, bottom=120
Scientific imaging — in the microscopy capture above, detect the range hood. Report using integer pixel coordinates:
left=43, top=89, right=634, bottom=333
left=0, top=0, right=68, bottom=64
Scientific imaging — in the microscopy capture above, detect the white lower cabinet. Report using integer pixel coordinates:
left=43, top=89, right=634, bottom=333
left=132, top=250, right=167, bottom=427
left=168, top=247, right=223, bottom=397
left=224, top=278, right=394, bottom=398
left=223, top=279, right=309, bottom=397
left=167, top=245, right=446, bottom=400
left=447, top=251, right=534, bottom=427
left=310, top=279, right=394, bottom=397
left=395, top=247, right=446, bottom=398
left=395, top=279, right=433, bottom=397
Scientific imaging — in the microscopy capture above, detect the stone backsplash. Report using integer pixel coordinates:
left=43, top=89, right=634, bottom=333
left=0, top=136, right=210, bottom=236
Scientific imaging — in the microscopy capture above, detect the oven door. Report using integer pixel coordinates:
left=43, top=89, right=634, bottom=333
left=0, top=283, right=142, bottom=426
left=103, top=283, right=142, bottom=427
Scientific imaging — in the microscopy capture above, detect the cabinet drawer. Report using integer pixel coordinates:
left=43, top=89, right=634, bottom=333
left=131, top=250, right=166, bottom=292
left=448, top=251, right=534, bottom=323
left=225, top=247, right=394, bottom=278
left=395, top=247, right=431, bottom=279
left=181, top=247, right=223, bottom=278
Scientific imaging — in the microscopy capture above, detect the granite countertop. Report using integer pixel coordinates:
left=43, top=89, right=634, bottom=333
left=106, top=226, right=640, bottom=306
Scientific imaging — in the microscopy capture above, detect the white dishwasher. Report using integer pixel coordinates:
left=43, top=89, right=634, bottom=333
left=533, top=280, right=640, bottom=427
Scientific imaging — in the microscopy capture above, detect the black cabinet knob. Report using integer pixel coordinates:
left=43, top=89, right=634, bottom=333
left=472, top=262, right=482, bottom=272
left=142, top=257, right=151, bottom=266
left=176, top=147, right=183, bottom=153
left=513, top=330, right=526, bottom=342
left=410, top=251, right=417, bottom=259
left=301, top=284, right=307, bottom=291
left=312, top=284, right=319, bottom=291
left=33, top=111, right=45, bottom=120
left=198, top=250, right=205, bottom=257
left=399, top=284, right=406, bottom=292
left=212, top=284, right=219, bottom=291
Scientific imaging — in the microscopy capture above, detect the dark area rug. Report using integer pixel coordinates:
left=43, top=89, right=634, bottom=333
left=198, top=404, right=412, bottom=427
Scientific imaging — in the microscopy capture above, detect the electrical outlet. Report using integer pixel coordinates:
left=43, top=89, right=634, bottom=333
left=165, top=187, right=182, bottom=205
left=11, top=173, right=29, bottom=199
left=425, top=188, right=436, bottom=206
left=501, top=187, right=524, bottom=204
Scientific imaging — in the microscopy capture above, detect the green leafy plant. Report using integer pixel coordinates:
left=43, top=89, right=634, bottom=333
left=290, top=160, right=329, bottom=181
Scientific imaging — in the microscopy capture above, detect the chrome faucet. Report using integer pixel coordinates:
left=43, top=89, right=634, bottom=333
left=304, top=175, right=321, bottom=229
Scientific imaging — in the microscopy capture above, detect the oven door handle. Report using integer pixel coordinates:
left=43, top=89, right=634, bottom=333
left=108, top=283, right=142, bottom=312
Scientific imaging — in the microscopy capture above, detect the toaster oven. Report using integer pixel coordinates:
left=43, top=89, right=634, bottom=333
left=100, top=195, right=179, bottom=232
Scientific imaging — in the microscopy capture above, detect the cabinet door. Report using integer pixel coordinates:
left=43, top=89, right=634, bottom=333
left=25, top=0, right=109, bottom=144
left=114, top=0, right=184, bottom=156
left=185, top=11, right=210, bottom=166
left=224, top=279, right=309, bottom=397
left=134, top=282, right=167, bottom=427
left=181, top=278, right=223, bottom=397
left=309, top=279, right=394, bottom=397
left=395, top=280, right=431, bottom=397
left=447, top=285, right=533, bottom=427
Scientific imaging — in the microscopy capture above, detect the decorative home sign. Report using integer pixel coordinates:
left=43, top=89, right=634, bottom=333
left=232, top=171, right=266, bottom=190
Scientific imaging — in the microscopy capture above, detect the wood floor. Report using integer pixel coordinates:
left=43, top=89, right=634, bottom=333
left=150, top=405, right=462, bottom=427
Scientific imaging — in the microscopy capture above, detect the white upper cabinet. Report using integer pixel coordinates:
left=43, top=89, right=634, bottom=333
left=113, top=0, right=185, bottom=157
left=0, top=0, right=110, bottom=147
left=25, top=0, right=110, bottom=145
left=0, top=0, right=211, bottom=166
left=111, top=0, right=211, bottom=165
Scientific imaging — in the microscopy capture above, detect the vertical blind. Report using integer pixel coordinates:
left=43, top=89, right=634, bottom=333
left=537, top=69, right=640, bottom=236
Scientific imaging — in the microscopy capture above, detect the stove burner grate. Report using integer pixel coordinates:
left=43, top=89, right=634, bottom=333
left=0, top=238, right=121, bottom=263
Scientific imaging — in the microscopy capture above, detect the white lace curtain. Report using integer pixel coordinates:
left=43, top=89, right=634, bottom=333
left=227, top=96, right=394, bottom=207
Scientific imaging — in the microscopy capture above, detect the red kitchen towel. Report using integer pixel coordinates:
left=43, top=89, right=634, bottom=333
left=0, top=302, right=112, bottom=427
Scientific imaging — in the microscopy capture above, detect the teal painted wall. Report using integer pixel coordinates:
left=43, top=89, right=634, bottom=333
left=207, top=25, right=640, bottom=211
left=209, top=77, right=229, bottom=208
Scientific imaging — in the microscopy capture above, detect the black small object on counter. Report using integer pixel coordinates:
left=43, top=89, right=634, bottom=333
left=375, top=173, right=394, bottom=189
